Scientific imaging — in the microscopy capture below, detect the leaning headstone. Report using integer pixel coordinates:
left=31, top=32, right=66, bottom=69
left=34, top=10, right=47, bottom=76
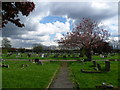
left=105, top=61, right=110, bottom=72
left=97, top=64, right=101, bottom=71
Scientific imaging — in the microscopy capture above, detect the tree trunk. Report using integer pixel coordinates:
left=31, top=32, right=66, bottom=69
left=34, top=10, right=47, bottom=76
left=85, top=48, right=92, bottom=61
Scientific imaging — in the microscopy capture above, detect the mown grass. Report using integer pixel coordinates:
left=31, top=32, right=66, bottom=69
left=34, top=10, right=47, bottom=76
left=69, top=61, right=119, bottom=88
left=2, top=61, right=60, bottom=88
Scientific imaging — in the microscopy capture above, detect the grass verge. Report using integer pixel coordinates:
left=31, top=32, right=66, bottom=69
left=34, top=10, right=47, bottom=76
left=69, top=61, right=119, bottom=88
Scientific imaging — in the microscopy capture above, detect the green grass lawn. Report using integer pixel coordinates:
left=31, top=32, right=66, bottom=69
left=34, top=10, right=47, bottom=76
left=2, top=61, right=60, bottom=88
left=69, top=61, right=119, bottom=88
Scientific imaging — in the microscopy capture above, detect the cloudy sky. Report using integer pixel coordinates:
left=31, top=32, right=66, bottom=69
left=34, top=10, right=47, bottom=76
left=1, top=0, right=119, bottom=48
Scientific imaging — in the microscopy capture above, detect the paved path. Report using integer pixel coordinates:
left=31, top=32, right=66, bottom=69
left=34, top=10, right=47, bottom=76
left=50, top=62, right=74, bottom=88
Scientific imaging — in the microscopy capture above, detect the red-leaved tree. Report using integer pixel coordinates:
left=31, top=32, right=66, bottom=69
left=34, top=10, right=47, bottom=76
left=2, top=2, right=35, bottom=28
left=58, top=18, right=110, bottom=60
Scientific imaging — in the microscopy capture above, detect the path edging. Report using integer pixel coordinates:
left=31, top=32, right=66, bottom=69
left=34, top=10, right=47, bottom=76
left=46, top=65, right=60, bottom=88
left=69, top=68, right=81, bottom=89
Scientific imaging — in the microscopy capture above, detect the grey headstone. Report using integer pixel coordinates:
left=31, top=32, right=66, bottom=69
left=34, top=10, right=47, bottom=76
left=105, top=61, right=110, bottom=72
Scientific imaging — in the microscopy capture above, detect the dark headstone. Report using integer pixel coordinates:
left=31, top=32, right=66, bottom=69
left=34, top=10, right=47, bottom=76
left=68, top=54, right=71, bottom=57
left=104, top=55, right=107, bottom=58
left=84, top=59, right=91, bottom=62
left=25, top=64, right=29, bottom=67
left=28, top=53, right=31, bottom=57
left=93, top=61, right=97, bottom=67
left=97, top=64, right=101, bottom=71
left=63, top=55, right=66, bottom=58
left=2, top=64, right=9, bottom=68
left=35, top=59, right=39, bottom=63
left=105, top=61, right=110, bottom=72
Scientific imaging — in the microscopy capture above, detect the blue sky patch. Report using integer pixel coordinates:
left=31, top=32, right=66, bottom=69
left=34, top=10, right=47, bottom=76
left=40, top=16, right=67, bottom=24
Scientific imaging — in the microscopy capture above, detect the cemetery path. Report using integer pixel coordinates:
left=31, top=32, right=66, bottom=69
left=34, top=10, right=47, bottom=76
left=50, top=62, right=74, bottom=88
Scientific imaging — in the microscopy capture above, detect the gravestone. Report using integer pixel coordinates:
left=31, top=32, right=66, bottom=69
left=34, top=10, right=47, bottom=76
left=21, top=64, right=24, bottom=68
left=2, top=64, right=9, bottom=68
left=93, top=61, right=97, bottom=67
left=105, top=61, right=110, bottom=72
left=25, top=64, right=29, bottom=67
left=68, top=54, right=71, bottom=57
left=63, top=55, right=66, bottom=58
left=41, top=54, right=44, bottom=58
left=7, top=52, right=12, bottom=57
left=28, top=53, right=31, bottom=57
left=97, top=64, right=101, bottom=71
left=84, top=59, right=91, bottom=62
left=35, top=59, right=39, bottom=63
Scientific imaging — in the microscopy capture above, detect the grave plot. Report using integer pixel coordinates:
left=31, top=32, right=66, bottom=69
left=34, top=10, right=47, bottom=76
left=81, top=61, right=111, bottom=73
left=69, top=61, right=119, bottom=88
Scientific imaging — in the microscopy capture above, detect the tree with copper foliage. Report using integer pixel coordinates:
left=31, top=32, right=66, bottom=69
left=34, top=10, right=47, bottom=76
left=58, top=18, right=110, bottom=61
left=93, top=41, right=113, bottom=54
left=2, top=2, right=35, bottom=28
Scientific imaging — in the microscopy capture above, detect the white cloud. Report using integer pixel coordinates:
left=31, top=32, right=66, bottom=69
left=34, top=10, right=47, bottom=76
left=101, top=16, right=118, bottom=37
left=54, top=33, right=64, bottom=40
left=8, top=20, right=70, bottom=48
left=91, top=2, right=109, bottom=9
left=2, top=1, right=118, bottom=48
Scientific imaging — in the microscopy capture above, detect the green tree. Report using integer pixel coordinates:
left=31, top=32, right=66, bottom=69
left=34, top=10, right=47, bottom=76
left=2, top=37, right=11, bottom=48
left=33, top=44, right=43, bottom=53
